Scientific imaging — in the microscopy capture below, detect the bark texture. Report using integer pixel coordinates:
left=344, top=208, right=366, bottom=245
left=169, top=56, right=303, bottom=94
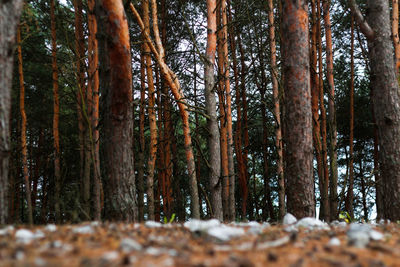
left=268, top=0, right=284, bottom=220
left=96, top=0, right=136, bottom=221
left=0, top=0, right=23, bottom=224
left=366, top=0, right=400, bottom=220
left=281, top=0, right=315, bottom=218
left=205, top=0, right=222, bottom=220
left=51, top=0, right=61, bottom=223
left=17, top=27, right=33, bottom=225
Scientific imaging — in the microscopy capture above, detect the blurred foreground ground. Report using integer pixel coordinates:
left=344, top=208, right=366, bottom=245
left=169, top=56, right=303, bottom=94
left=0, top=219, right=399, bottom=267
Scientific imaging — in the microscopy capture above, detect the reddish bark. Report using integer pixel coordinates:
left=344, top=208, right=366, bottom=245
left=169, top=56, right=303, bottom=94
left=87, top=0, right=101, bottom=221
left=17, top=26, right=33, bottom=225
left=97, top=0, right=136, bottom=221
left=51, top=0, right=61, bottom=223
left=392, top=0, right=400, bottom=73
left=281, top=0, right=315, bottom=218
left=142, top=0, right=157, bottom=221
left=130, top=2, right=200, bottom=218
left=217, top=3, right=229, bottom=221
left=268, top=0, right=284, bottom=220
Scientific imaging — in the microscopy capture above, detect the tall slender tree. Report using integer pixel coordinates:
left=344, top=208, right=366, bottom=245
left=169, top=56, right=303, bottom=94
left=130, top=1, right=200, bottom=218
left=142, top=0, right=157, bottom=221
left=205, top=0, right=222, bottom=220
left=51, top=0, right=61, bottom=223
left=350, top=0, right=400, bottom=220
left=322, top=0, right=337, bottom=221
left=97, top=0, right=137, bottom=221
left=17, top=26, right=33, bottom=225
left=346, top=16, right=355, bottom=218
left=268, top=0, right=284, bottom=220
left=281, top=0, right=315, bottom=218
left=87, top=0, right=101, bottom=221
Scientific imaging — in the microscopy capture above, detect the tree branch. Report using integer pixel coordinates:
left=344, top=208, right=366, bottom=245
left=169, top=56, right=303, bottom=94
left=348, top=0, right=375, bottom=40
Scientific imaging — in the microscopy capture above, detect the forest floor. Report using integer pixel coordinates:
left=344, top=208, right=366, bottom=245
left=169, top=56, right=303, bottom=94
left=1, top=218, right=400, bottom=267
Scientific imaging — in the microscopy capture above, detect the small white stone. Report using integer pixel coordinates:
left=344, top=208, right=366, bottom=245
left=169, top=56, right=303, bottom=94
left=370, top=230, right=384, bottom=241
left=0, top=226, right=14, bottom=236
left=101, top=251, right=119, bottom=261
left=328, top=237, right=341, bottom=246
left=296, top=217, right=330, bottom=230
left=145, top=221, right=163, bottom=228
left=34, top=230, right=45, bottom=239
left=120, top=238, right=142, bottom=252
left=283, top=213, right=297, bottom=225
left=207, top=225, right=245, bottom=241
left=34, top=257, right=46, bottom=266
left=72, top=225, right=94, bottom=234
left=145, top=247, right=163, bottom=256
left=15, top=229, right=35, bottom=244
left=45, top=224, right=57, bottom=232
left=15, top=251, right=25, bottom=260
left=183, top=219, right=221, bottom=232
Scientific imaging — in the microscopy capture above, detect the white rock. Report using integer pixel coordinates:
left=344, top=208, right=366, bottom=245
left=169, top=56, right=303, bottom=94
left=283, top=213, right=297, bottom=225
left=72, top=225, right=94, bottom=234
left=15, top=250, right=25, bottom=260
left=370, top=230, right=384, bottom=241
left=91, top=221, right=100, bottom=227
left=184, top=219, right=221, bottom=232
left=0, top=226, right=14, bottom=236
left=207, top=225, right=245, bottom=241
left=120, top=238, right=142, bottom=252
left=331, top=220, right=348, bottom=228
left=328, top=237, right=341, bottom=246
left=15, top=229, right=35, bottom=244
left=45, top=224, right=57, bottom=232
left=296, top=217, right=330, bottom=230
left=145, top=221, right=163, bottom=228
left=101, top=251, right=119, bottom=261
left=34, top=230, right=45, bottom=239
left=347, top=223, right=372, bottom=248
left=34, top=257, right=46, bottom=266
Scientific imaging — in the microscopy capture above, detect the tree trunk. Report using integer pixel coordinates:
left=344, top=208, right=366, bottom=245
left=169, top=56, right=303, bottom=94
left=142, top=0, right=157, bottom=221
left=310, top=0, right=324, bottom=222
left=137, top=46, right=146, bottom=222
left=281, top=0, right=315, bottom=219
left=322, top=0, right=337, bottom=222
left=87, top=0, right=101, bottom=221
left=130, top=2, right=200, bottom=218
left=204, top=0, right=222, bottom=221
left=17, top=27, right=33, bottom=225
left=217, top=2, right=229, bottom=222
left=268, top=0, right=284, bottom=220
left=227, top=2, right=242, bottom=221
left=346, top=17, right=355, bottom=218
left=392, top=0, right=400, bottom=74
left=350, top=0, right=400, bottom=220
left=316, top=0, right=329, bottom=221
left=366, top=0, right=400, bottom=220
left=237, top=33, right=249, bottom=219
left=221, top=0, right=235, bottom=222
left=97, top=0, right=136, bottom=221
left=74, top=0, right=91, bottom=219
left=51, top=0, right=61, bottom=223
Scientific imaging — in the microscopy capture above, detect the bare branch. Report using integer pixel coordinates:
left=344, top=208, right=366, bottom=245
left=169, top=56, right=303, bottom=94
left=348, top=0, right=375, bottom=40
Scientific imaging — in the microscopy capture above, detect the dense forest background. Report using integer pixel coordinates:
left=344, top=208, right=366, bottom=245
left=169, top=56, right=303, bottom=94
left=2, top=0, right=386, bottom=224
